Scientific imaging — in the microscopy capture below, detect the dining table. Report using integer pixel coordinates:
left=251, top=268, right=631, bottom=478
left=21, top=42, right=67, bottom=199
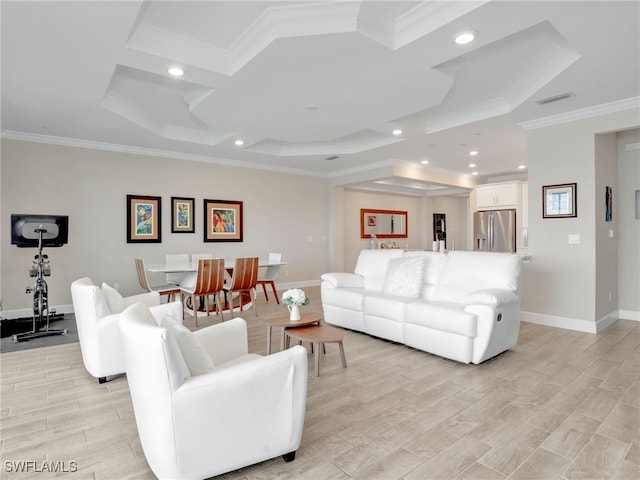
left=145, top=257, right=286, bottom=275
left=146, top=257, right=288, bottom=314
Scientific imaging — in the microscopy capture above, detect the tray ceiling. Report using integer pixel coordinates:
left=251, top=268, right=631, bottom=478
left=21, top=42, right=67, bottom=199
left=2, top=1, right=638, bottom=194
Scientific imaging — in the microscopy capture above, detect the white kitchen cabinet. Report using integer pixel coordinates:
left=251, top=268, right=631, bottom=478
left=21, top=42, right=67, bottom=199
left=475, top=182, right=519, bottom=210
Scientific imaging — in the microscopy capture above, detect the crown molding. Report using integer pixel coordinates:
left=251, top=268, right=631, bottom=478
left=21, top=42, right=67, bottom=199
left=0, top=130, right=327, bottom=178
left=518, top=96, right=640, bottom=130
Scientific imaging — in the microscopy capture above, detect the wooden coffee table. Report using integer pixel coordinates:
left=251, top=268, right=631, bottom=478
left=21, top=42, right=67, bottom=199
left=263, top=311, right=322, bottom=354
left=285, top=324, right=347, bottom=377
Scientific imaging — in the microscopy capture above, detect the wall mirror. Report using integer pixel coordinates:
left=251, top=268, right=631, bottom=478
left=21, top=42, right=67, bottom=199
left=360, top=209, right=408, bottom=238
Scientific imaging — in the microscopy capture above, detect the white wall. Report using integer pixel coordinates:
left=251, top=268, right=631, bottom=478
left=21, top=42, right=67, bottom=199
left=1, top=140, right=330, bottom=314
left=426, top=195, right=469, bottom=252
left=342, top=189, right=423, bottom=271
left=617, top=129, right=640, bottom=317
left=594, top=133, right=618, bottom=321
left=523, top=107, right=639, bottom=331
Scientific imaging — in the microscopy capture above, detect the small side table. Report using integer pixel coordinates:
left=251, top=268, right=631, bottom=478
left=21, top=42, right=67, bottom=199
left=285, top=324, right=347, bottom=377
left=263, top=311, right=322, bottom=354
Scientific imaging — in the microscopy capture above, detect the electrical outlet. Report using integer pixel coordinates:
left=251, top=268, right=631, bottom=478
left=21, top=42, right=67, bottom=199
left=568, top=234, right=581, bottom=245
left=284, top=270, right=289, bottom=277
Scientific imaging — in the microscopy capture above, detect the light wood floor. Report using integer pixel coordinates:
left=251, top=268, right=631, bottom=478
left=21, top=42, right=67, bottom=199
left=1, top=287, right=638, bottom=480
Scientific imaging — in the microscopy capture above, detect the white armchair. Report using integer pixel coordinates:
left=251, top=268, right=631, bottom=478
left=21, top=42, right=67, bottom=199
left=119, top=302, right=308, bottom=480
left=70, top=277, right=182, bottom=384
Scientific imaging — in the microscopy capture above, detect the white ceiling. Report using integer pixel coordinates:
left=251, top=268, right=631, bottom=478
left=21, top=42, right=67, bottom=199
left=2, top=1, right=639, bottom=196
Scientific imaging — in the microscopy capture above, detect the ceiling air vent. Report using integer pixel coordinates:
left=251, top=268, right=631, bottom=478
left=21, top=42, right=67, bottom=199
left=535, top=92, right=573, bottom=105
left=325, top=155, right=340, bottom=161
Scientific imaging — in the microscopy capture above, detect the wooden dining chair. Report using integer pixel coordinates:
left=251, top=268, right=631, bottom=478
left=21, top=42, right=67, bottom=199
left=225, top=257, right=259, bottom=318
left=257, top=252, right=282, bottom=303
left=179, top=259, right=226, bottom=327
left=135, top=258, right=180, bottom=302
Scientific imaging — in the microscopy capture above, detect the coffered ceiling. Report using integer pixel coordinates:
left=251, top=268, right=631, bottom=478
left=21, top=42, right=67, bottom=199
left=2, top=1, right=639, bottom=196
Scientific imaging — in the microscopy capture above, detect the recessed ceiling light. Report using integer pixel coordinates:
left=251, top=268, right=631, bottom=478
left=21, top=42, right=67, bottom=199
left=455, top=30, right=476, bottom=45
left=421, top=160, right=429, bottom=165
left=392, top=129, right=403, bottom=136
left=471, top=171, right=479, bottom=176
left=469, top=150, right=478, bottom=156
left=234, top=139, right=244, bottom=146
left=305, top=104, right=318, bottom=111
left=468, top=163, right=476, bottom=168
left=167, top=66, right=184, bottom=77
left=518, top=165, right=527, bottom=169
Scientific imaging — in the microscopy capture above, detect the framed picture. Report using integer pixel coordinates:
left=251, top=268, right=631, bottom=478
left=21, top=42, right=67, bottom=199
left=171, top=197, right=195, bottom=233
left=543, top=183, right=577, bottom=218
left=203, top=199, right=243, bottom=242
left=605, top=186, right=612, bottom=222
left=127, top=194, right=161, bottom=243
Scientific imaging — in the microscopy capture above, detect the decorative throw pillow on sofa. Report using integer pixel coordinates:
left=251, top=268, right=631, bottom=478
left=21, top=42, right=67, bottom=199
left=382, top=256, right=424, bottom=298
left=160, top=314, right=214, bottom=376
left=101, top=282, right=126, bottom=313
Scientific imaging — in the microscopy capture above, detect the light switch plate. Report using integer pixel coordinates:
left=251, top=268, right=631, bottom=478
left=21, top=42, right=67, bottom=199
left=568, top=234, right=581, bottom=244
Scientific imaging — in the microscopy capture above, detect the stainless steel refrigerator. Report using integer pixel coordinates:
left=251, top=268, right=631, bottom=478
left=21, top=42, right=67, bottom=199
left=473, top=209, right=516, bottom=253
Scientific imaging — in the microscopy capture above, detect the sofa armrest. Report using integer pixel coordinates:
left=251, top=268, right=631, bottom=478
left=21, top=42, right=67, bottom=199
left=193, top=317, right=248, bottom=365
left=124, top=291, right=160, bottom=308
left=320, top=272, right=364, bottom=289
left=461, top=289, right=519, bottom=307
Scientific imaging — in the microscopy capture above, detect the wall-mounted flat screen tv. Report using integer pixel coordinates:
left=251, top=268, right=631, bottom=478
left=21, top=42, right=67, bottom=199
left=11, top=214, right=69, bottom=248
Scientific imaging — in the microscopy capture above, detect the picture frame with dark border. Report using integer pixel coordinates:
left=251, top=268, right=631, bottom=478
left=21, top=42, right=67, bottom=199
left=203, top=199, right=243, bottom=242
left=542, top=183, right=577, bottom=218
left=127, top=194, right=161, bottom=243
left=171, top=197, right=195, bottom=233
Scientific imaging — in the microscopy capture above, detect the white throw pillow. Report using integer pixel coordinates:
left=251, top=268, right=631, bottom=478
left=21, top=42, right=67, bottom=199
left=101, top=282, right=126, bottom=313
left=382, top=256, right=424, bottom=298
left=160, top=314, right=214, bottom=376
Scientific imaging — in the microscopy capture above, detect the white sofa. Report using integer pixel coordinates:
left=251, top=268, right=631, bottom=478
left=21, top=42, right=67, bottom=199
left=70, top=277, right=182, bottom=383
left=120, top=303, right=308, bottom=480
left=321, top=249, right=522, bottom=364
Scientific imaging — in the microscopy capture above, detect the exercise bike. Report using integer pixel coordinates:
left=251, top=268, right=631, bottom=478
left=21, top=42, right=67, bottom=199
left=12, top=227, right=67, bottom=342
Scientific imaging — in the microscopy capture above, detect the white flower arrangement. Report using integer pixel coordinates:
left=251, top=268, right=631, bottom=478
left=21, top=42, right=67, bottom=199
left=281, top=288, right=310, bottom=306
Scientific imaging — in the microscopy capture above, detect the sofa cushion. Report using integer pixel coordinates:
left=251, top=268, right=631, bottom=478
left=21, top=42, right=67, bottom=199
left=382, top=256, right=423, bottom=298
left=363, top=293, right=410, bottom=322
left=405, top=301, right=477, bottom=337
left=354, top=249, right=405, bottom=291
left=160, top=313, right=215, bottom=375
left=101, top=282, right=125, bottom=313
left=432, top=251, right=520, bottom=303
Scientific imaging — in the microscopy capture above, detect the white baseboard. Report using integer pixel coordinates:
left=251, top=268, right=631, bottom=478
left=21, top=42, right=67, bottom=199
left=273, top=280, right=321, bottom=291
left=522, top=309, right=639, bottom=333
left=522, top=311, right=598, bottom=333
left=618, top=309, right=640, bottom=321
left=1, top=304, right=74, bottom=321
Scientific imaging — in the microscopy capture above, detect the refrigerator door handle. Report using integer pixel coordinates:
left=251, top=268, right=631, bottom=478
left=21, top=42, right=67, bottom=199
left=489, top=213, right=494, bottom=251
